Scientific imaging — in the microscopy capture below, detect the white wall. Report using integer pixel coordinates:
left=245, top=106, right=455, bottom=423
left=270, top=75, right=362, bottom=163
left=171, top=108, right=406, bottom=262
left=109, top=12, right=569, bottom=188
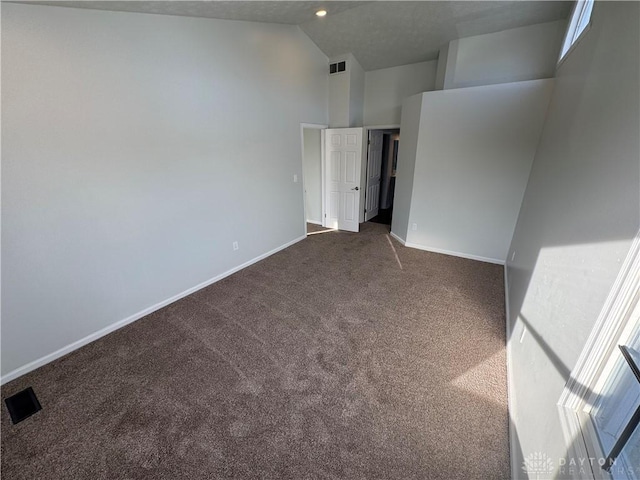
left=434, top=44, right=449, bottom=91
left=443, top=20, right=566, bottom=90
left=390, top=94, right=422, bottom=243
left=363, top=61, right=437, bottom=126
left=349, top=55, right=365, bottom=128
left=395, top=79, right=553, bottom=264
left=1, top=3, right=329, bottom=379
left=302, top=128, right=322, bottom=224
left=506, top=2, right=640, bottom=476
left=328, top=53, right=364, bottom=128
left=328, top=64, right=350, bottom=128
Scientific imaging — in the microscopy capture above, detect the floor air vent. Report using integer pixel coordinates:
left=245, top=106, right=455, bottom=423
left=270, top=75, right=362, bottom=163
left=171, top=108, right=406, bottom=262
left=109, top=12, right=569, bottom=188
left=5, top=387, right=42, bottom=424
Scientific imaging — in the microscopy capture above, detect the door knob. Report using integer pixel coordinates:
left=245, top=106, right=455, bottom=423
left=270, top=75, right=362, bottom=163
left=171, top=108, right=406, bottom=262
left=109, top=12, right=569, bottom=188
left=352, top=186, right=359, bottom=191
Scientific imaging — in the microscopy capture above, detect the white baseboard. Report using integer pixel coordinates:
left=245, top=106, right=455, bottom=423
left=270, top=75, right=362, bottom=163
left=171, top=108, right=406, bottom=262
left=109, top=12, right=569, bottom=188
left=403, top=240, right=505, bottom=265
left=389, top=231, right=406, bottom=245
left=504, top=263, right=519, bottom=480
left=504, top=263, right=511, bottom=323
left=1, top=234, right=307, bottom=385
left=306, top=219, right=322, bottom=225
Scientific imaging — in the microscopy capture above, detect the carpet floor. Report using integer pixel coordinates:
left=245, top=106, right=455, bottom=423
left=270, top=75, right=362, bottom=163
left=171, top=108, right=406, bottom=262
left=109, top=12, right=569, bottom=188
left=1, top=222, right=509, bottom=479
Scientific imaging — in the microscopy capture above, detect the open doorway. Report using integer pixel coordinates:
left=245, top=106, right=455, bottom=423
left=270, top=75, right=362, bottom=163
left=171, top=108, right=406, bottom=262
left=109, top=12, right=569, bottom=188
left=305, top=125, right=398, bottom=235
left=300, top=123, right=330, bottom=235
left=365, top=128, right=400, bottom=227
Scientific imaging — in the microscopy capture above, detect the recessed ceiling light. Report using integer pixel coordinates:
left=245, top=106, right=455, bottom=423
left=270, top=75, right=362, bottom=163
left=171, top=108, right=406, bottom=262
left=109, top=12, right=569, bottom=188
left=315, top=9, right=327, bottom=17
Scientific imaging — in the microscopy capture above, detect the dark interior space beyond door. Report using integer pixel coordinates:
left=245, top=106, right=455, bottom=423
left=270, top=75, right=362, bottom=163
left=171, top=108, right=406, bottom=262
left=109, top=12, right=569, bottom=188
left=368, top=130, right=399, bottom=225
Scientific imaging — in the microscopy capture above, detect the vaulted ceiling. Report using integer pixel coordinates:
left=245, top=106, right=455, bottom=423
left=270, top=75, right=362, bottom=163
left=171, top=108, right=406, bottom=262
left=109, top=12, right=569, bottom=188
left=20, top=1, right=573, bottom=71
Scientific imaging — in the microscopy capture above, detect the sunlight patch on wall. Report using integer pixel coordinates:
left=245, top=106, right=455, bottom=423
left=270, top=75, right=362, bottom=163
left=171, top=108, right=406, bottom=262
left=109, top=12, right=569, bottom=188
left=515, top=239, right=632, bottom=368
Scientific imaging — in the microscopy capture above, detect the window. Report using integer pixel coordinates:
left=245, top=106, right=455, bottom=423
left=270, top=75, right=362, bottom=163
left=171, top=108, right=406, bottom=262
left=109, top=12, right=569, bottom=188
left=588, top=329, right=640, bottom=477
left=559, top=0, right=594, bottom=62
left=558, top=229, right=640, bottom=479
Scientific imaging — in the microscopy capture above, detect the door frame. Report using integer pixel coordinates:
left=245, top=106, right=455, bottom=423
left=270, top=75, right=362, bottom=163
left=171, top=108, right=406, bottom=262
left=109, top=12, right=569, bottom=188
left=365, top=124, right=401, bottom=131
left=362, top=125, right=400, bottom=223
left=300, top=123, right=328, bottom=230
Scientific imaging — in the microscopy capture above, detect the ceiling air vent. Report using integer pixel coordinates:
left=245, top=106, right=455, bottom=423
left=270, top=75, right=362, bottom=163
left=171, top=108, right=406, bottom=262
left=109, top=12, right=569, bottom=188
left=329, top=61, right=346, bottom=75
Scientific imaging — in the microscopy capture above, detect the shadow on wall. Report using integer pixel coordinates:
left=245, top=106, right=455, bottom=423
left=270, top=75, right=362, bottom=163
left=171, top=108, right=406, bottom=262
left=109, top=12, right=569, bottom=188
left=504, top=1, right=640, bottom=477
left=506, top=0, right=640, bottom=340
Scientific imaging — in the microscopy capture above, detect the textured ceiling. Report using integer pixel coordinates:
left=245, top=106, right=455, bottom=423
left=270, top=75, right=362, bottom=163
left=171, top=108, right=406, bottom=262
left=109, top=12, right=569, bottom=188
left=16, top=1, right=572, bottom=71
left=301, top=1, right=573, bottom=70
left=20, top=1, right=369, bottom=24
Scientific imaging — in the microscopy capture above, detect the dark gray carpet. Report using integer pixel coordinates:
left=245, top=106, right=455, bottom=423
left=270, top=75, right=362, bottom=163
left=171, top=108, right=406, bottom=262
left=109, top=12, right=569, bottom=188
left=2, top=222, right=509, bottom=479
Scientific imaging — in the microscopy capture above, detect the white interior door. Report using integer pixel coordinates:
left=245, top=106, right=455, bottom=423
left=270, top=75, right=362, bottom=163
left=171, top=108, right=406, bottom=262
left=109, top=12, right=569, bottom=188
left=365, top=130, right=384, bottom=221
left=324, top=128, right=363, bottom=232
